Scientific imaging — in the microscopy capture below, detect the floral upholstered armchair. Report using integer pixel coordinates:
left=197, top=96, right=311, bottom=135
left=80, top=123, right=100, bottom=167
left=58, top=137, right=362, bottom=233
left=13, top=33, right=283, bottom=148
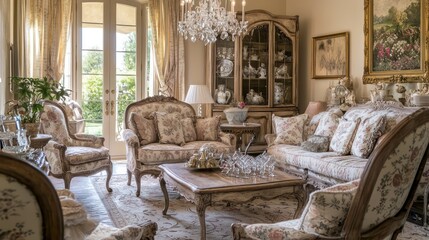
left=122, top=96, right=236, bottom=196
left=0, top=152, right=64, bottom=239
left=0, top=153, right=158, bottom=240
left=40, top=100, right=113, bottom=192
left=232, top=108, right=429, bottom=240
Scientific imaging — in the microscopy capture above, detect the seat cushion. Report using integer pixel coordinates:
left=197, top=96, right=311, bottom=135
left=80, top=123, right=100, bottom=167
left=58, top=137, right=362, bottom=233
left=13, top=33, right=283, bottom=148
left=137, top=141, right=233, bottom=165
left=66, top=146, right=110, bottom=165
left=268, top=144, right=367, bottom=182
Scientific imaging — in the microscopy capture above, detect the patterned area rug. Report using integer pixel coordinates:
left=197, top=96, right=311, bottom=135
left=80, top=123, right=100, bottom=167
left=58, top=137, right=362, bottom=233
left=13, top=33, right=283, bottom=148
left=91, top=174, right=429, bottom=240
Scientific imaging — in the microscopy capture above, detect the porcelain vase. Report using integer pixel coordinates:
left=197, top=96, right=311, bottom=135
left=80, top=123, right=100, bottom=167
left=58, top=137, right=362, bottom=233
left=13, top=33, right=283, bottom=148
left=223, top=107, right=248, bottom=125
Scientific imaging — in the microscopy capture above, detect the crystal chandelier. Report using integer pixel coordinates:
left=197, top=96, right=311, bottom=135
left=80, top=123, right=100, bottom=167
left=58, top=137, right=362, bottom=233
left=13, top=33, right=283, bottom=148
left=178, top=0, right=248, bottom=45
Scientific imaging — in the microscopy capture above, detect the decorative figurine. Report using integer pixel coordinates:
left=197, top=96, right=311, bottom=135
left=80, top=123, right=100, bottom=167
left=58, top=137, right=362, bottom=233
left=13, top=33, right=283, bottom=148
left=258, top=63, right=267, bottom=79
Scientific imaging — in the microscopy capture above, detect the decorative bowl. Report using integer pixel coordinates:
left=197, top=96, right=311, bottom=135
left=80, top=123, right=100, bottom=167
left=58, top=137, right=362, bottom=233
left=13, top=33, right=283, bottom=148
left=223, top=107, right=248, bottom=125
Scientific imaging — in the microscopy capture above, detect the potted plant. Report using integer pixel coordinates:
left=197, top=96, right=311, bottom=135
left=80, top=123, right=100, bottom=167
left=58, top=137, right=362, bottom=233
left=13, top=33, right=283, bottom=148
left=7, top=76, right=71, bottom=136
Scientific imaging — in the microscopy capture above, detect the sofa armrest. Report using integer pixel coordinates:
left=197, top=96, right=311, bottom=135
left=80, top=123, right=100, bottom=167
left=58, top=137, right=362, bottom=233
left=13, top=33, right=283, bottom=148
left=219, top=131, right=237, bottom=149
left=265, top=134, right=277, bottom=146
left=121, top=129, right=140, bottom=148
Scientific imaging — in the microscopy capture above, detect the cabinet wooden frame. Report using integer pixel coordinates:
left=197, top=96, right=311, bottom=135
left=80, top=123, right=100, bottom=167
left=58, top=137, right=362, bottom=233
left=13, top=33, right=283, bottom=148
left=206, top=10, right=299, bottom=153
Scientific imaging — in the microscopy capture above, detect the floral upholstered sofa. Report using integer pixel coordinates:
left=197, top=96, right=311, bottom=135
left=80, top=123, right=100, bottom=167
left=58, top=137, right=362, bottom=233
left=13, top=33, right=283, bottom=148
left=122, top=96, right=236, bottom=196
left=267, top=102, right=429, bottom=198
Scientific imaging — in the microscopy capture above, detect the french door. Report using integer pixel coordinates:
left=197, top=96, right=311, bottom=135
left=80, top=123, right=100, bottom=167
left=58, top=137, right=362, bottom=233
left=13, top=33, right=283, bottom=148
left=76, top=0, right=145, bottom=158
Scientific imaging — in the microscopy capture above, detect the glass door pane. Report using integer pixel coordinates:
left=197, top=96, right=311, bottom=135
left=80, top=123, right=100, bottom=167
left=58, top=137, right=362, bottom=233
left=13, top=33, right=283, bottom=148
left=242, top=24, right=269, bottom=106
left=81, top=2, right=104, bottom=136
left=214, top=37, right=235, bottom=105
left=273, top=24, right=293, bottom=105
left=115, top=3, right=137, bottom=141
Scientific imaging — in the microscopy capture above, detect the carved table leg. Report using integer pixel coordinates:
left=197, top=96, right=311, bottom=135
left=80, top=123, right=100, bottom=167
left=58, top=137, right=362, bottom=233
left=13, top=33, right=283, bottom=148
left=159, top=172, right=169, bottom=215
left=195, top=193, right=211, bottom=240
left=293, top=185, right=307, bottom=218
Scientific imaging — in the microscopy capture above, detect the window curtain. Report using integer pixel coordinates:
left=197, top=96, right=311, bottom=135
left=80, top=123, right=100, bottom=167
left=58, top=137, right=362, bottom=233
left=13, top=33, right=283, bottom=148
left=148, top=0, right=185, bottom=99
left=14, top=0, right=72, bottom=82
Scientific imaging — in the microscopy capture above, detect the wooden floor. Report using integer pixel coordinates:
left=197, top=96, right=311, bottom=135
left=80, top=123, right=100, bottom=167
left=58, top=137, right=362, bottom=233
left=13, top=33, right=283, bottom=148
left=48, top=160, right=128, bottom=226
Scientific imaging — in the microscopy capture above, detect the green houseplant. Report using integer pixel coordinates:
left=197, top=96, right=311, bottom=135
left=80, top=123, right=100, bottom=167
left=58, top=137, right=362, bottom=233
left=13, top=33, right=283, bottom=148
left=7, top=76, right=71, bottom=136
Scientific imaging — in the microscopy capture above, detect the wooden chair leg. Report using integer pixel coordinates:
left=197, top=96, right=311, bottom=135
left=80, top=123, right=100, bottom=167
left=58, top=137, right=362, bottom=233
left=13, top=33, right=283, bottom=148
left=127, top=169, right=132, bottom=186
left=105, top=163, right=113, bottom=192
left=64, top=172, right=72, bottom=189
left=135, top=171, right=142, bottom=197
left=231, top=223, right=249, bottom=240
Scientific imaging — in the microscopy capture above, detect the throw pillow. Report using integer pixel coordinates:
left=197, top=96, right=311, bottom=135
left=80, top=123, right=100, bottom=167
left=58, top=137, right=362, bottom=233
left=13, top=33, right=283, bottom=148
left=154, top=112, right=186, bottom=146
left=314, top=112, right=340, bottom=139
left=301, top=135, right=330, bottom=152
left=298, top=180, right=360, bottom=237
left=351, top=114, right=386, bottom=158
left=131, top=113, right=157, bottom=145
left=329, top=118, right=361, bottom=155
left=180, top=117, right=197, bottom=142
left=195, top=116, right=221, bottom=141
left=273, top=114, right=309, bottom=145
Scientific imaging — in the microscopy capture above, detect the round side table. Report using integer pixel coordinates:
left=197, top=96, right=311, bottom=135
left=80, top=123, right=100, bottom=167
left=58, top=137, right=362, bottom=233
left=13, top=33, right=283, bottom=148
left=30, top=134, right=52, bottom=149
left=220, top=123, right=261, bottom=154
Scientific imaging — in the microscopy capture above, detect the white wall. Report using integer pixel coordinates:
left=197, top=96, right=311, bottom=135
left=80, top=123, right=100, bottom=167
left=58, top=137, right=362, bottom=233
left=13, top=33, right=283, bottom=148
left=286, top=0, right=369, bottom=112
left=184, top=0, right=288, bottom=95
left=0, top=0, right=11, bottom=115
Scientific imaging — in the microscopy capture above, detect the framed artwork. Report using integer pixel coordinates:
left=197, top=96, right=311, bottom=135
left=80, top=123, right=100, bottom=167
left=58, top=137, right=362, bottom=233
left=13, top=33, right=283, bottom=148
left=363, top=0, right=429, bottom=84
left=312, top=32, right=349, bottom=79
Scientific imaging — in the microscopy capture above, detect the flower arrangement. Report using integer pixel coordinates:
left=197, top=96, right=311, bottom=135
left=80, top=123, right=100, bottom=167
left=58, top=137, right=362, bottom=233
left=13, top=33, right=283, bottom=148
left=237, top=101, right=246, bottom=109
left=230, top=99, right=246, bottom=109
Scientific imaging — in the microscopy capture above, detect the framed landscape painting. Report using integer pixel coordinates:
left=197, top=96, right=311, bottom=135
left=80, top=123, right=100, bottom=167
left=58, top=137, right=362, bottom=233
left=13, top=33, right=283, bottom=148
left=312, top=32, right=349, bottom=79
left=363, top=0, right=429, bottom=84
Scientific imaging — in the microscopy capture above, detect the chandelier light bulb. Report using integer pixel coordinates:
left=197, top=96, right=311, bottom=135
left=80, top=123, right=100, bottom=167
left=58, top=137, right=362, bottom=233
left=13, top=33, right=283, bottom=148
left=178, top=0, right=248, bottom=45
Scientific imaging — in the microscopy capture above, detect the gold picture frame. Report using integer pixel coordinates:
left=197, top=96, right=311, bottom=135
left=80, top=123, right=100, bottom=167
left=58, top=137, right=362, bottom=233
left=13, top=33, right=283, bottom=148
left=312, top=32, right=350, bottom=79
left=363, top=0, right=429, bottom=84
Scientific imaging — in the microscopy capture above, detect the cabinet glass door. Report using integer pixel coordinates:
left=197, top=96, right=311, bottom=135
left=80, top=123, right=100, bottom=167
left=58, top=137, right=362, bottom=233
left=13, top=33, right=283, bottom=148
left=214, top=37, right=235, bottom=106
left=242, top=24, right=269, bottom=106
left=273, top=24, right=293, bottom=106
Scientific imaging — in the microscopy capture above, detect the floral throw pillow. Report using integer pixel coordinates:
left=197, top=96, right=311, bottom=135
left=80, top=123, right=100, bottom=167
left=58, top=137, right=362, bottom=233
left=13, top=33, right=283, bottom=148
left=298, top=180, right=360, bottom=237
left=314, top=112, right=340, bottom=139
left=131, top=113, right=157, bottom=145
left=273, top=114, right=309, bottom=145
left=329, top=118, right=361, bottom=155
left=351, top=114, right=386, bottom=158
left=180, top=118, right=197, bottom=142
left=195, top=116, right=221, bottom=141
left=154, top=112, right=186, bottom=146
left=301, top=135, right=330, bottom=152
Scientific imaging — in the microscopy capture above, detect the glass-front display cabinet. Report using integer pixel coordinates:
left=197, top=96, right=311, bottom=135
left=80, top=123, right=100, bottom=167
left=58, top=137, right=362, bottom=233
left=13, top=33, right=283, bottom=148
left=207, top=11, right=299, bottom=153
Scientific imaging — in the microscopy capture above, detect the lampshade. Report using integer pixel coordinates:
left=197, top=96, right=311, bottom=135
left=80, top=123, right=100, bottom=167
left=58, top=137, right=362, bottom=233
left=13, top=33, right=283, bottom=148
left=184, top=85, right=215, bottom=104
left=304, top=101, right=327, bottom=118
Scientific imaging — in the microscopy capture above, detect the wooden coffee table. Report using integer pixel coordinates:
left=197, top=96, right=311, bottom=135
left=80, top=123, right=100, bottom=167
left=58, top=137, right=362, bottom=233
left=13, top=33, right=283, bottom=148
left=159, top=163, right=307, bottom=240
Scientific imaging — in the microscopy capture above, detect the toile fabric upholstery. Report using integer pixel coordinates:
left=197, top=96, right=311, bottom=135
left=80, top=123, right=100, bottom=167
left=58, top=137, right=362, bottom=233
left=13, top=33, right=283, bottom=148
left=267, top=103, right=424, bottom=189
left=122, top=96, right=236, bottom=196
left=40, top=100, right=113, bottom=192
left=0, top=173, right=43, bottom=239
left=232, top=108, right=429, bottom=239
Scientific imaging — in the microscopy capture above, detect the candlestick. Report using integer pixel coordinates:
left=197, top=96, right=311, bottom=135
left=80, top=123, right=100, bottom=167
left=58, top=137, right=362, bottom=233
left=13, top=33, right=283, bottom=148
left=231, top=0, right=235, bottom=12
left=241, top=0, right=246, bottom=21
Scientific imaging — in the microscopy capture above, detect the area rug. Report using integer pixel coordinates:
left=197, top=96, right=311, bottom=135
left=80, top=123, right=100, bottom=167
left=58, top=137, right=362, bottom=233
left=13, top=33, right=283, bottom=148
left=91, top=174, right=429, bottom=240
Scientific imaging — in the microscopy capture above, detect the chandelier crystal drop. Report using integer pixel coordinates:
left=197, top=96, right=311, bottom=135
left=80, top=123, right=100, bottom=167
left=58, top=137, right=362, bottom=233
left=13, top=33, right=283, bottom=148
left=178, top=0, right=248, bottom=45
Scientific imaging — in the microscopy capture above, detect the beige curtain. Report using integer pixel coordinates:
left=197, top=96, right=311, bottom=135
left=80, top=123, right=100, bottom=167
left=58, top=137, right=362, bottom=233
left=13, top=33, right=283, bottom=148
left=15, top=0, right=72, bottom=81
left=149, top=0, right=185, bottom=99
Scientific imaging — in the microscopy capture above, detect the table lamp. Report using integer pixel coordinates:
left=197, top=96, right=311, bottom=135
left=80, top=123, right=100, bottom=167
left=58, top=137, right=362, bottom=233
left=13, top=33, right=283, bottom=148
left=304, top=101, right=327, bottom=118
left=184, top=85, right=215, bottom=117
